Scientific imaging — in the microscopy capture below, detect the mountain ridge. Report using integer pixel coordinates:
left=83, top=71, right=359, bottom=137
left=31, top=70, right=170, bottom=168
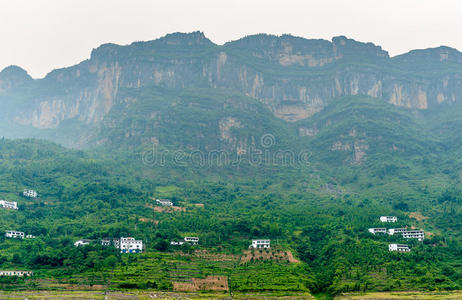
left=1, top=32, right=462, bottom=150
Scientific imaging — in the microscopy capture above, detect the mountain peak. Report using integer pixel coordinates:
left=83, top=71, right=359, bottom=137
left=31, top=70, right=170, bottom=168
left=393, top=45, right=462, bottom=64
left=0, top=65, right=33, bottom=91
left=158, top=31, right=214, bottom=45
left=90, top=31, right=215, bottom=61
left=332, top=36, right=389, bottom=59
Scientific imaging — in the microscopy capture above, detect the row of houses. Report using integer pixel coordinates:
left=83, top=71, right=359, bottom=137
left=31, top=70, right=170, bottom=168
left=74, top=237, right=144, bottom=253
left=0, top=200, right=18, bottom=210
left=368, top=227, right=425, bottom=241
left=5, top=231, right=35, bottom=239
left=370, top=216, right=425, bottom=252
left=389, top=244, right=411, bottom=252
left=170, top=236, right=200, bottom=246
left=0, top=270, right=33, bottom=277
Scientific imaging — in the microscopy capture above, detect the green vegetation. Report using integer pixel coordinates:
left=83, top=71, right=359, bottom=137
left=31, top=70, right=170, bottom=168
left=0, top=134, right=460, bottom=295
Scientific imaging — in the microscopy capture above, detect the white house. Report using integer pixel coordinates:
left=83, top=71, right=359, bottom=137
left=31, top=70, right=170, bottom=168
left=156, top=199, right=173, bottom=207
left=119, top=237, right=143, bottom=253
left=368, top=228, right=387, bottom=234
left=249, top=239, right=271, bottom=249
left=389, top=244, right=411, bottom=252
left=5, top=231, right=24, bottom=239
left=74, top=239, right=92, bottom=247
left=380, top=216, right=397, bottom=223
left=23, top=189, right=37, bottom=198
left=25, top=234, right=36, bottom=239
left=170, top=241, right=185, bottom=246
left=402, top=230, right=425, bottom=241
left=0, top=270, right=33, bottom=277
left=101, top=238, right=119, bottom=247
left=0, top=200, right=18, bottom=210
left=184, top=237, right=199, bottom=245
left=388, top=228, right=407, bottom=235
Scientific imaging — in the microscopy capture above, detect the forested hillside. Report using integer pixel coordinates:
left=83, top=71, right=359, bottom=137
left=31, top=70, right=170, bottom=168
left=0, top=139, right=460, bottom=295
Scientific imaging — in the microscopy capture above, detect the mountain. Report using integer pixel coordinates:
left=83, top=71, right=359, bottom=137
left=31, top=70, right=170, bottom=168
left=1, top=32, right=462, bottom=151
left=0, top=66, right=32, bottom=92
left=0, top=33, right=461, bottom=295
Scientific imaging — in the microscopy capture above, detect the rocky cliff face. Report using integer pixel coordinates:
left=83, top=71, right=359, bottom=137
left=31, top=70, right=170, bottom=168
left=1, top=32, right=461, bottom=141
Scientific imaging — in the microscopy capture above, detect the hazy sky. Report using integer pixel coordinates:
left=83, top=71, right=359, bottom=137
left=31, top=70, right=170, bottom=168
left=1, top=0, right=460, bottom=78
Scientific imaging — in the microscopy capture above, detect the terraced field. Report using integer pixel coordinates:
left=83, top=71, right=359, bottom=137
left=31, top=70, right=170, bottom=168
left=105, top=250, right=314, bottom=292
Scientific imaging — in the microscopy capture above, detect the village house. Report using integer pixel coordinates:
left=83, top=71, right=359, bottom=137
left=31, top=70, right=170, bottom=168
left=156, top=199, right=173, bottom=207
left=170, top=241, right=185, bottom=246
left=74, top=239, right=92, bottom=247
left=25, top=234, right=36, bottom=239
left=100, top=237, right=144, bottom=253
left=101, top=238, right=119, bottom=246
left=184, top=237, right=199, bottom=245
left=402, top=230, right=425, bottom=241
left=0, top=200, right=18, bottom=210
left=389, top=244, right=411, bottom=252
left=249, top=239, right=271, bottom=249
left=5, top=231, right=24, bottom=239
left=388, top=228, right=407, bottom=235
left=23, top=189, right=37, bottom=198
left=0, top=270, right=33, bottom=277
left=368, top=228, right=387, bottom=234
left=119, top=237, right=143, bottom=253
left=380, top=216, right=397, bottom=223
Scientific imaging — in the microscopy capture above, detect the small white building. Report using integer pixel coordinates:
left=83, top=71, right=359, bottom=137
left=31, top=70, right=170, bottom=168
left=170, top=241, right=185, bottom=246
left=25, top=234, right=36, bottom=239
left=0, top=200, right=18, bottom=210
left=184, top=237, right=199, bottom=245
left=388, top=228, right=407, bottom=235
left=380, top=216, right=397, bottom=223
left=249, top=239, right=271, bottom=249
left=119, top=237, right=143, bottom=253
left=74, top=239, right=92, bottom=247
left=156, top=199, right=173, bottom=207
left=0, top=270, right=33, bottom=277
left=389, top=244, right=411, bottom=252
left=402, top=230, right=425, bottom=241
left=101, top=238, right=119, bottom=247
left=368, top=228, right=387, bottom=234
left=23, top=189, right=37, bottom=198
left=5, top=231, right=24, bottom=239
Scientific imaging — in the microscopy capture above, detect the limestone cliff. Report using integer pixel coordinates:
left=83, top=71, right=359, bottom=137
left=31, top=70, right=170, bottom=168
left=1, top=32, right=461, bottom=146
